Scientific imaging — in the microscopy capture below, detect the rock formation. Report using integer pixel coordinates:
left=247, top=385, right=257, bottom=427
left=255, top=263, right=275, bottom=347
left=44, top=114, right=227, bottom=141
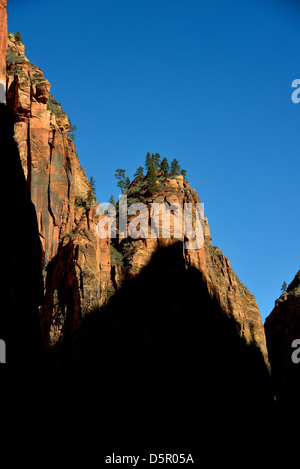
left=110, top=172, right=270, bottom=371
left=6, top=33, right=112, bottom=346
left=49, top=170, right=274, bottom=451
left=1, top=3, right=276, bottom=452
left=265, top=270, right=300, bottom=408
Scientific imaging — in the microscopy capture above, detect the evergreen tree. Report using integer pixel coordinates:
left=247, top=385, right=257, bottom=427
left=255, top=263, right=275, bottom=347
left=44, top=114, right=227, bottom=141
left=147, top=162, right=157, bottom=192
left=15, top=31, right=22, bottom=43
left=181, top=169, right=187, bottom=180
left=68, top=118, right=77, bottom=141
left=124, top=177, right=131, bottom=190
left=281, top=281, right=288, bottom=293
left=108, top=194, right=116, bottom=206
left=152, top=153, right=161, bottom=169
left=160, top=157, right=169, bottom=176
left=87, top=176, right=96, bottom=204
left=134, top=166, right=144, bottom=179
left=114, top=169, right=129, bottom=193
left=170, top=159, right=181, bottom=176
left=145, top=152, right=152, bottom=172
left=89, top=176, right=96, bottom=194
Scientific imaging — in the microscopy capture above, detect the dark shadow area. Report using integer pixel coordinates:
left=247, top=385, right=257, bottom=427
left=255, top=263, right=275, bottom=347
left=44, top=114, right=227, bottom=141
left=0, top=104, right=47, bottom=396
left=40, top=239, right=82, bottom=345
left=50, top=241, right=277, bottom=458
left=0, top=102, right=288, bottom=460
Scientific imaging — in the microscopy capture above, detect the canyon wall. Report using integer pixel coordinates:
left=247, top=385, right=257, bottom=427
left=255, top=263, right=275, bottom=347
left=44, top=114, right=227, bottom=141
left=1, top=4, right=276, bottom=451
left=6, top=33, right=112, bottom=346
left=2, top=12, right=270, bottom=366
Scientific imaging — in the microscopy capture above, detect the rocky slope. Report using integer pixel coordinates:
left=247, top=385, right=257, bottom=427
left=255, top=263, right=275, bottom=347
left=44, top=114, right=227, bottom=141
left=265, top=270, right=300, bottom=408
left=6, top=32, right=112, bottom=346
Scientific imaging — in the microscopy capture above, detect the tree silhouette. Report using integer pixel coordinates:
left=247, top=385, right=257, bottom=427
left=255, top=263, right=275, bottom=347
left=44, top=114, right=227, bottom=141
left=86, top=176, right=96, bottom=204
left=134, top=166, right=144, bottom=179
left=281, top=281, right=288, bottom=293
left=115, top=169, right=130, bottom=193
left=147, top=162, right=157, bottom=192
left=152, top=153, right=161, bottom=169
left=145, top=153, right=152, bottom=173
left=160, top=157, right=169, bottom=176
left=15, top=31, right=22, bottom=43
left=181, top=169, right=187, bottom=180
left=170, top=159, right=181, bottom=176
left=108, top=194, right=116, bottom=206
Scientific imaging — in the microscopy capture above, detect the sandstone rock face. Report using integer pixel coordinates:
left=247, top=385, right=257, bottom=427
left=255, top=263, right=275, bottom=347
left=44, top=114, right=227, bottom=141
left=6, top=34, right=112, bottom=346
left=0, top=0, right=7, bottom=102
left=265, top=270, right=300, bottom=407
left=205, top=242, right=270, bottom=368
left=110, top=173, right=270, bottom=371
left=0, top=102, right=44, bottom=366
left=3, top=21, right=275, bottom=449
left=58, top=213, right=274, bottom=449
left=112, top=174, right=206, bottom=277
left=5, top=36, right=270, bottom=384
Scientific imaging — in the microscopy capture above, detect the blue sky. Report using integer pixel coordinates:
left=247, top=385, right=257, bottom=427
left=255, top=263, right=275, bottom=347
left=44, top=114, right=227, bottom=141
left=7, top=0, right=300, bottom=321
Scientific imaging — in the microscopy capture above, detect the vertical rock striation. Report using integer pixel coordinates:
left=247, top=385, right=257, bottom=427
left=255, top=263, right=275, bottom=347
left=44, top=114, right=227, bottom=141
left=6, top=33, right=112, bottom=346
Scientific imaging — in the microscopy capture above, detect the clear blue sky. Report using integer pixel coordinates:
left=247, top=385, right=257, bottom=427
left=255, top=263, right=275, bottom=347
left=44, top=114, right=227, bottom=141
left=7, top=0, right=300, bottom=322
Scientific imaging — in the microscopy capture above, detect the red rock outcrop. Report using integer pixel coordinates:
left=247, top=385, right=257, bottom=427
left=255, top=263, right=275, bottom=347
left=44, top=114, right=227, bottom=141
left=5, top=26, right=270, bottom=381
left=0, top=0, right=7, bottom=102
left=110, top=172, right=270, bottom=370
left=6, top=33, right=112, bottom=346
left=265, top=270, right=300, bottom=407
left=113, top=174, right=206, bottom=278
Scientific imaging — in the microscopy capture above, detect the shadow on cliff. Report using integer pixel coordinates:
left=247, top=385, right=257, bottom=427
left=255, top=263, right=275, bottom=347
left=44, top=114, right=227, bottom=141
left=50, top=240, right=275, bottom=455
left=0, top=104, right=46, bottom=386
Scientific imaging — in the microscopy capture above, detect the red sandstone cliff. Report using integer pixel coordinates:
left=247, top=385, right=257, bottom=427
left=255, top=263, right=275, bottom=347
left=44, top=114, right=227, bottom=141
left=6, top=33, right=112, bottom=346
left=109, top=172, right=270, bottom=370
left=3, top=16, right=269, bottom=377
left=1, top=6, right=275, bottom=447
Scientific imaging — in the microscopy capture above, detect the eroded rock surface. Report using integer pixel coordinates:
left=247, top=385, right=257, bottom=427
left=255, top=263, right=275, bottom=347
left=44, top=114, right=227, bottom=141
left=6, top=33, right=112, bottom=346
